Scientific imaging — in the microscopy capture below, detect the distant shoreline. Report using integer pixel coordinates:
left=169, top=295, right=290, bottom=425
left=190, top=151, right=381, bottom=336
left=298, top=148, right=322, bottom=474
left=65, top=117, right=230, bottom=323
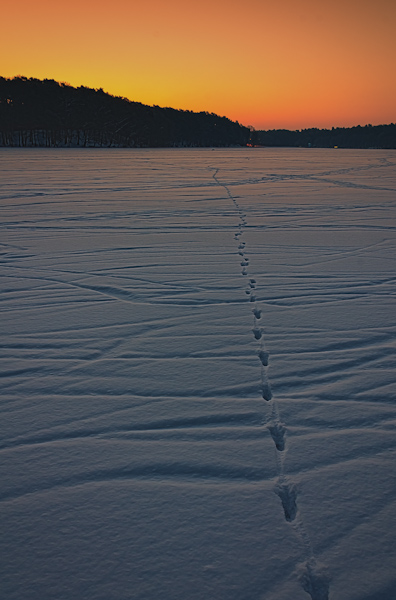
left=250, top=123, right=396, bottom=150
left=1, top=77, right=395, bottom=149
left=1, top=145, right=395, bottom=152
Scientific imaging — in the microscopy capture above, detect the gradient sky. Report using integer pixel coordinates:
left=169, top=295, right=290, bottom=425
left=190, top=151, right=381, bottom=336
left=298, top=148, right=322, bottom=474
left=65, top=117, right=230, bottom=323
left=2, top=0, right=395, bottom=129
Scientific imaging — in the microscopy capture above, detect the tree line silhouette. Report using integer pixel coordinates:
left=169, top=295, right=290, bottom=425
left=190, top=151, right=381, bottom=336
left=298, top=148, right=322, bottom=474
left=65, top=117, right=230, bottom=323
left=0, top=76, right=250, bottom=147
left=1, top=76, right=395, bottom=149
left=250, top=124, right=396, bottom=149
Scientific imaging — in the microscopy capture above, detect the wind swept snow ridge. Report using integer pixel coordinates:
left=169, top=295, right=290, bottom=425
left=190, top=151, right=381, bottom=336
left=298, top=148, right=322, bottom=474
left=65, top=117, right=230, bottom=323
left=212, top=166, right=331, bottom=600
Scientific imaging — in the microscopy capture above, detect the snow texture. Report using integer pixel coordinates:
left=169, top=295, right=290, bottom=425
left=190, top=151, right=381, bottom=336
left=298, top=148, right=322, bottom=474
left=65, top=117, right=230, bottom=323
left=1, top=147, right=396, bottom=600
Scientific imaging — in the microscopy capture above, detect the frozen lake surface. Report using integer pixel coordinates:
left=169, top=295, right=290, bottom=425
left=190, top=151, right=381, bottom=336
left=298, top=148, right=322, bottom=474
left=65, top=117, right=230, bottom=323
left=1, top=147, right=396, bottom=600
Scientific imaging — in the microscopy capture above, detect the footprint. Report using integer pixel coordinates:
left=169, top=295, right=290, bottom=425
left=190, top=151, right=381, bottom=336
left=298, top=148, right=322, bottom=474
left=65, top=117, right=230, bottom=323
left=262, top=382, right=272, bottom=401
left=275, top=482, right=298, bottom=522
left=241, top=260, right=249, bottom=267
left=253, top=327, right=262, bottom=340
left=258, top=350, right=269, bottom=366
left=238, top=243, right=245, bottom=249
left=250, top=295, right=256, bottom=303
left=253, top=308, right=262, bottom=319
left=268, top=422, right=286, bottom=451
left=242, top=268, right=248, bottom=276
left=245, top=290, right=251, bottom=295
left=298, top=561, right=330, bottom=600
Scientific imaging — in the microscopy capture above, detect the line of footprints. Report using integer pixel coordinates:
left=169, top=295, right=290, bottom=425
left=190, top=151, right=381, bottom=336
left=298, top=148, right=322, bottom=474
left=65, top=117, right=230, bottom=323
left=212, top=168, right=330, bottom=599
left=233, top=198, right=330, bottom=600
left=235, top=232, right=293, bottom=493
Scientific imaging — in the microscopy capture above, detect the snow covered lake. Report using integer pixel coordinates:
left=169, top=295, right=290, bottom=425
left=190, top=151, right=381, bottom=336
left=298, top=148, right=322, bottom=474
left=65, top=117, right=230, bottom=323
left=1, top=147, right=396, bottom=600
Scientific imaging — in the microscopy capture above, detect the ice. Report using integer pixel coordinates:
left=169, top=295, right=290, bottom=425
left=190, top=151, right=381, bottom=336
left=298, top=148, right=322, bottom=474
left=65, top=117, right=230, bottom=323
left=1, top=147, right=396, bottom=599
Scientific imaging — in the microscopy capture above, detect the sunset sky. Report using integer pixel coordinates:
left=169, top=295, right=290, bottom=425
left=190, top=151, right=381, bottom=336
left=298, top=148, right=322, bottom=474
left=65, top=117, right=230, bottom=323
left=2, top=0, right=395, bottom=130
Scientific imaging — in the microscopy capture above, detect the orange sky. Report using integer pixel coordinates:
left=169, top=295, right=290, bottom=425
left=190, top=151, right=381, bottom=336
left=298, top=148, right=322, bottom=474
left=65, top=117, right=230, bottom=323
left=2, top=0, right=395, bottom=129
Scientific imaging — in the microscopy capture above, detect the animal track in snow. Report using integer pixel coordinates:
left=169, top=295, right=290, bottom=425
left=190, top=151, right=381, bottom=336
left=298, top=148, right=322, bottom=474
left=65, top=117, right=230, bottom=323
left=298, top=561, right=330, bottom=600
left=268, top=422, right=286, bottom=451
left=212, top=166, right=330, bottom=599
left=261, top=382, right=272, bottom=401
left=258, top=350, right=269, bottom=366
left=275, top=481, right=298, bottom=522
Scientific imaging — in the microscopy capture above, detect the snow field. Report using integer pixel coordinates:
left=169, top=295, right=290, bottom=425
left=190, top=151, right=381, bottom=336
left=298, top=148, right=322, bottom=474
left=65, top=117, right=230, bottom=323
left=1, top=148, right=396, bottom=599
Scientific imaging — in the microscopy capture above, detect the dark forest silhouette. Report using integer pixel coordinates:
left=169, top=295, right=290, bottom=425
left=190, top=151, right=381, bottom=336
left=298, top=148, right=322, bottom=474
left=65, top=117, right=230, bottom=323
left=251, top=124, right=396, bottom=149
left=0, top=76, right=395, bottom=149
left=0, top=77, right=249, bottom=147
